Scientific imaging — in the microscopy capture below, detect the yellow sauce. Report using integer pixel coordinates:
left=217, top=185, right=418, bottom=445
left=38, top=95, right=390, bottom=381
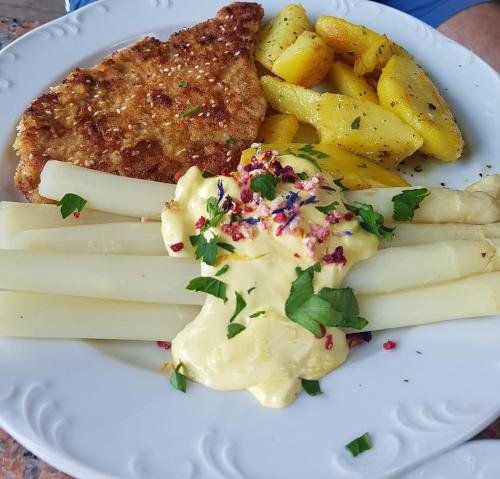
left=161, top=154, right=378, bottom=408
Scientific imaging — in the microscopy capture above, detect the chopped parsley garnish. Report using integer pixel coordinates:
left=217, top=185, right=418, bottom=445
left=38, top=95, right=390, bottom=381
left=344, top=202, right=395, bottom=241
left=345, top=433, right=372, bottom=457
left=301, top=378, right=322, bottom=396
left=189, top=234, right=218, bottom=265
left=186, top=276, right=228, bottom=302
left=250, top=173, right=278, bottom=200
left=178, top=81, right=188, bottom=88
left=333, top=178, right=349, bottom=191
left=249, top=310, right=266, bottom=318
left=358, top=162, right=367, bottom=168
left=486, top=164, right=492, bottom=169
left=229, top=291, right=246, bottom=322
left=206, top=196, right=225, bottom=228
left=298, top=172, right=309, bottom=180
left=217, top=241, right=235, bottom=253
left=169, top=362, right=187, bottom=393
left=299, top=144, right=328, bottom=159
left=392, top=188, right=430, bottom=222
left=247, top=286, right=256, bottom=294
left=215, top=264, right=230, bottom=276
left=428, top=103, right=437, bottom=110
left=316, top=200, right=339, bottom=214
left=202, top=171, right=215, bottom=178
left=318, top=287, right=368, bottom=330
left=57, top=193, right=87, bottom=219
left=181, top=104, right=202, bottom=118
left=351, top=116, right=361, bottom=129
left=227, top=323, right=246, bottom=339
left=225, top=137, right=236, bottom=145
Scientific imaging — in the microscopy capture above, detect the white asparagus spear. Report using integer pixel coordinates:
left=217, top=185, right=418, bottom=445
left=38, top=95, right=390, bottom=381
left=0, top=202, right=133, bottom=248
left=344, top=240, right=497, bottom=295
left=466, top=174, right=500, bottom=197
left=13, top=222, right=166, bottom=255
left=39, top=160, right=175, bottom=219
left=357, top=271, right=500, bottom=331
left=380, top=222, right=500, bottom=248
left=0, top=291, right=197, bottom=340
left=0, top=250, right=203, bottom=305
left=345, top=184, right=500, bottom=224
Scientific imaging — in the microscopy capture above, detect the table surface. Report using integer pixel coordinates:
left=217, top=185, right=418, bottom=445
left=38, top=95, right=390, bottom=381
left=0, top=7, right=499, bottom=479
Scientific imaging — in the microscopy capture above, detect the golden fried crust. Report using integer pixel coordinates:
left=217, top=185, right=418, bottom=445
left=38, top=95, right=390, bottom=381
left=14, top=2, right=266, bottom=202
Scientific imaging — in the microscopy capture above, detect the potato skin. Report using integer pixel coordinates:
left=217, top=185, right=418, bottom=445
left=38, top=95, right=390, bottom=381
left=256, top=114, right=299, bottom=143
left=255, top=4, right=312, bottom=71
left=329, top=61, right=379, bottom=104
left=378, top=55, right=464, bottom=162
left=272, top=31, right=333, bottom=87
left=240, top=143, right=410, bottom=189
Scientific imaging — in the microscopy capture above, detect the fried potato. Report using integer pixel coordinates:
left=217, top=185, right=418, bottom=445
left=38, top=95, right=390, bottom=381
left=255, top=4, right=312, bottom=71
left=261, top=76, right=422, bottom=167
left=378, top=55, right=464, bottom=162
left=329, top=61, right=378, bottom=104
left=272, top=31, right=333, bottom=87
left=257, top=114, right=299, bottom=143
left=293, top=125, right=320, bottom=143
left=240, top=143, right=410, bottom=189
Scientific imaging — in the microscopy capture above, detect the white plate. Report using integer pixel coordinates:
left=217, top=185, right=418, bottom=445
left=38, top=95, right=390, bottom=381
left=402, top=441, right=500, bottom=479
left=0, top=1, right=499, bottom=478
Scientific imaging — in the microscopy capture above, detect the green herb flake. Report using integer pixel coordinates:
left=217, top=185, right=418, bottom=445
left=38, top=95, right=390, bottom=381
left=318, top=287, right=368, bottom=329
left=230, top=291, right=246, bottom=322
left=217, top=241, right=235, bottom=253
left=178, top=81, right=188, bottom=88
left=298, top=172, right=309, bottom=180
left=206, top=196, right=225, bottom=228
left=392, top=188, right=431, bottom=222
left=250, top=173, right=278, bottom=200
left=215, top=264, right=230, bottom=276
left=345, top=432, right=372, bottom=457
left=202, top=171, right=215, bottom=178
left=57, top=193, right=87, bottom=219
left=344, top=202, right=395, bottom=241
left=249, top=310, right=266, bottom=318
left=486, top=164, right=492, bottom=169
left=247, top=286, right=256, bottom=294
left=298, top=144, right=329, bottom=159
left=186, top=276, right=228, bottom=302
left=351, top=116, right=361, bottom=130
left=316, top=200, right=339, bottom=214
left=225, top=137, right=236, bottom=145
left=181, top=104, right=202, bottom=118
left=428, top=103, right=437, bottom=110
left=169, top=362, right=187, bottom=393
left=358, top=162, right=367, bottom=168
left=189, top=234, right=218, bottom=265
left=333, top=178, right=349, bottom=191
left=301, top=378, right=322, bottom=396
left=227, top=323, right=246, bottom=339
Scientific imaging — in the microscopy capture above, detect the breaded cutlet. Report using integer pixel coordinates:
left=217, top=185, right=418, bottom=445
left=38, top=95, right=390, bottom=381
left=14, top=2, right=267, bottom=202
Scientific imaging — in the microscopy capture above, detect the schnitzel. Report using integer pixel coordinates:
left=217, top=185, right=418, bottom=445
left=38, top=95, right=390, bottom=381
left=14, top=2, right=267, bottom=202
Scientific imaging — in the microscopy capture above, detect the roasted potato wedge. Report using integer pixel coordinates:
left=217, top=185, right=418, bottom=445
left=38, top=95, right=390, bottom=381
left=260, top=75, right=322, bottom=125
left=293, top=125, right=320, bottom=143
left=272, top=31, right=333, bottom=87
left=257, top=114, right=299, bottom=143
left=255, top=4, right=313, bottom=71
left=329, top=61, right=378, bottom=103
left=240, top=143, right=410, bottom=189
left=261, top=76, right=422, bottom=167
left=378, top=55, right=464, bottom=161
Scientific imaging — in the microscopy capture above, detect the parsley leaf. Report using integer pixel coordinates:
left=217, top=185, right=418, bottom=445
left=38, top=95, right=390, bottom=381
left=298, top=144, right=329, bottom=159
left=298, top=172, right=309, bottom=181
left=189, top=234, right=218, bottom=265
left=170, top=362, right=187, bottom=393
left=178, top=81, right=188, bottom=88
left=301, top=378, right=322, bottom=396
left=225, top=137, right=236, bottom=145
left=249, top=310, right=266, bottom=318
left=316, top=200, right=339, bottom=214
left=202, top=171, right=215, bottom=178
left=247, top=286, right=256, bottom=294
left=392, top=188, right=430, bottom=222
left=333, top=178, right=349, bottom=191
left=345, top=433, right=372, bottom=457
left=215, top=264, right=229, bottom=276
left=250, top=174, right=278, bottom=200
left=227, top=323, right=246, bottom=339
left=57, top=193, right=87, bottom=219
left=296, top=153, right=322, bottom=171
left=181, top=104, right=202, bottom=118
left=344, top=202, right=395, bottom=241
left=217, top=241, right=235, bottom=253
left=230, top=291, right=246, bottom=322
left=206, top=196, right=225, bottom=227
left=186, top=276, right=228, bottom=302
left=318, top=287, right=368, bottom=330
left=351, top=116, right=361, bottom=129
left=358, top=162, right=367, bottom=168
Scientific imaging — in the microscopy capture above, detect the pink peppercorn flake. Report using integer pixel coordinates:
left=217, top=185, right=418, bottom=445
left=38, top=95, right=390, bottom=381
left=344, top=212, right=354, bottom=221
left=220, top=168, right=231, bottom=177
left=170, top=242, right=184, bottom=252
left=316, top=324, right=327, bottom=339
left=325, top=334, right=333, bottom=350
left=263, top=150, right=273, bottom=159
left=240, top=186, right=252, bottom=203
left=174, top=171, right=183, bottom=181
left=322, top=246, right=347, bottom=266
left=273, top=212, right=288, bottom=224
left=383, top=340, right=396, bottom=351
left=195, top=216, right=206, bottom=229
left=156, top=340, right=171, bottom=350
left=72, top=211, right=80, bottom=218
